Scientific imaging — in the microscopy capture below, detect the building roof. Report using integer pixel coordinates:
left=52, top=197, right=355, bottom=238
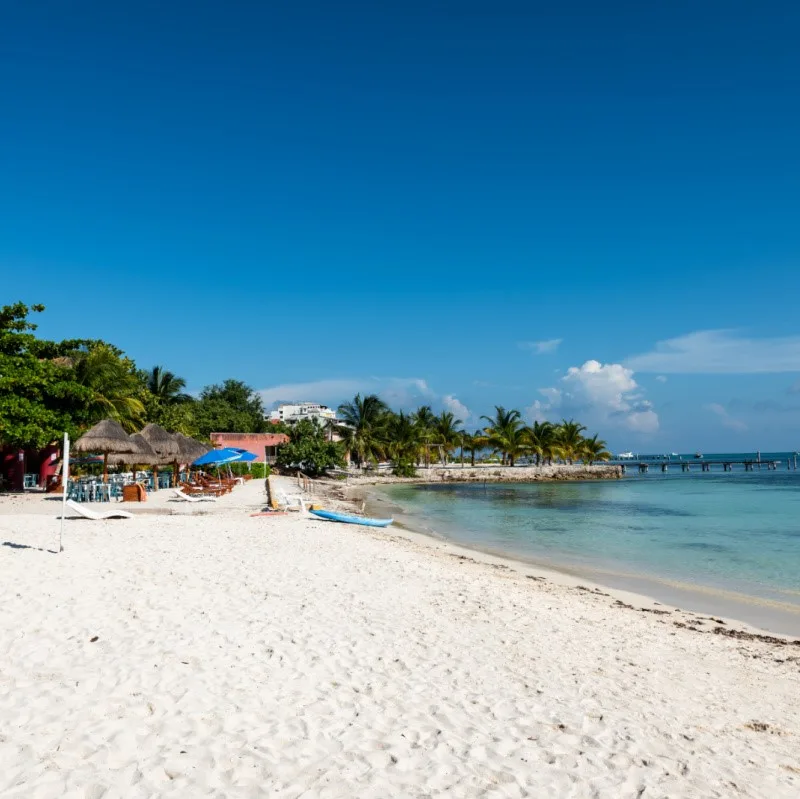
left=209, top=432, right=290, bottom=462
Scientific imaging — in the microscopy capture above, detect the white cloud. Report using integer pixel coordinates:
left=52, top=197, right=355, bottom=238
left=258, top=376, right=463, bottom=416
left=527, top=360, right=659, bottom=434
left=442, top=394, right=471, bottom=422
left=627, top=330, right=800, bottom=374
left=519, top=338, right=563, bottom=355
left=258, top=379, right=370, bottom=408
left=706, top=403, right=748, bottom=432
left=655, top=375, right=667, bottom=383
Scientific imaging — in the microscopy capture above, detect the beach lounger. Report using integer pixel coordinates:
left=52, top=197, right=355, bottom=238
left=65, top=499, right=133, bottom=520
left=172, top=489, right=217, bottom=503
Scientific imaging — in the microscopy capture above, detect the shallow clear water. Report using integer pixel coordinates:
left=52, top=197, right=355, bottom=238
left=379, top=472, right=800, bottom=611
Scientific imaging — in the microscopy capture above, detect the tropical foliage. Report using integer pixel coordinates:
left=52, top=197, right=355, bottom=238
left=0, top=302, right=270, bottom=449
left=333, top=395, right=611, bottom=471
left=1, top=303, right=613, bottom=472
left=275, top=419, right=345, bottom=476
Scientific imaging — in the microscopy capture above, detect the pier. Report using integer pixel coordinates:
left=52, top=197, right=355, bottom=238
left=612, top=458, right=796, bottom=474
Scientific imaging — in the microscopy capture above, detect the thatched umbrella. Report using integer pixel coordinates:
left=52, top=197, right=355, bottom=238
left=171, top=434, right=210, bottom=486
left=108, top=433, right=161, bottom=477
left=139, top=424, right=179, bottom=490
left=73, top=419, right=137, bottom=482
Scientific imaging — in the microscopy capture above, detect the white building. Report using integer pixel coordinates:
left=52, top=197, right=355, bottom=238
left=269, top=402, right=338, bottom=426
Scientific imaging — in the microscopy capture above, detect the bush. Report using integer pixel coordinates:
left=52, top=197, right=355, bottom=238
left=229, top=462, right=269, bottom=478
left=275, top=418, right=345, bottom=476
left=392, top=460, right=417, bottom=478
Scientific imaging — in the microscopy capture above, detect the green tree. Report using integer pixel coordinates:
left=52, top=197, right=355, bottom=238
left=461, top=429, right=488, bottom=466
left=194, top=379, right=266, bottom=438
left=553, top=419, right=588, bottom=463
left=412, top=405, right=437, bottom=466
left=433, top=410, right=463, bottom=465
left=337, top=393, right=389, bottom=466
left=275, top=418, right=344, bottom=476
left=0, top=303, right=89, bottom=448
left=481, top=406, right=524, bottom=466
left=72, top=343, right=146, bottom=431
left=525, top=420, right=556, bottom=465
left=580, top=434, right=611, bottom=465
left=146, top=366, right=190, bottom=404
left=385, top=411, right=420, bottom=475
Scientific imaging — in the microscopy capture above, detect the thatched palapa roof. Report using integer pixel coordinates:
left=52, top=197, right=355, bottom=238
left=139, top=423, right=179, bottom=457
left=172, top=433, right=210, bottom=462
left=73, top=419, right=136, bottom=454
left=108, top=433, right=160, bottom=466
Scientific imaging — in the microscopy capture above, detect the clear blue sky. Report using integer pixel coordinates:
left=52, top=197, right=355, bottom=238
left=3, top=1, right=800, bottom=451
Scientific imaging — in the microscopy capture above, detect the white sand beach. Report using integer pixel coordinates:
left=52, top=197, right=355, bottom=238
left=1, top=477, right=799, bottom=798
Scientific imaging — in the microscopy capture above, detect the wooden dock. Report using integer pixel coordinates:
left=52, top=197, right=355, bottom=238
left=612, top=458, right=797, bottom=474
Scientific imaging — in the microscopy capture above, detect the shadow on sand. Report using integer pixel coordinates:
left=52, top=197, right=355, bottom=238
left=2, top=540, right=59, bottom=554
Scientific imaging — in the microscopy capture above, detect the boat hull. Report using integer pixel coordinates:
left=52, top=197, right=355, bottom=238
left=309, top=509, right=393, bottom=527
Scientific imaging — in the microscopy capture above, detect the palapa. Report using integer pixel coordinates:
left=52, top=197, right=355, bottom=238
left=139, top=423, right=180, bottom=457
left=73, top=419, right=137, bottom=481
left=170, top=434, right=210, bottom=487
left=107, top=434, right=161, bottom=467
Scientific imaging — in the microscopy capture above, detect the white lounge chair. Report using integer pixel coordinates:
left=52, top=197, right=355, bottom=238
left=172, top=489, right=217, bottom=503
left=65, top=499, right=133, bottom=520
left=277, top=490, right=306, bottom=511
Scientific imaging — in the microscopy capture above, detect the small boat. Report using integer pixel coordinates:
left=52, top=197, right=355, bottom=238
left=618, top=451, right=635, bottom=459
left=694, top=452, right=703, bottom=459
left=309, top=509, right=394, bottom=528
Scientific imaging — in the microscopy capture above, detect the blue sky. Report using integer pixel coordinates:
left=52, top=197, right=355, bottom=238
left=3, top=1, right=800, bottom=451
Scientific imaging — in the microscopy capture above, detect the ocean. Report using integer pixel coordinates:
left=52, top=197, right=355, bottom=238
left=374, top=463, right=800, bottom=635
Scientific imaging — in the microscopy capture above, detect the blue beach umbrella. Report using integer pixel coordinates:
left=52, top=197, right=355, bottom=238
left=229, top=449, right=257, bottom=462
left=191, top=448, right=242, bottom=466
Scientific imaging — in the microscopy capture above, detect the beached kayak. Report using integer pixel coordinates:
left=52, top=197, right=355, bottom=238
left=309, top=509, right=393, bottom=527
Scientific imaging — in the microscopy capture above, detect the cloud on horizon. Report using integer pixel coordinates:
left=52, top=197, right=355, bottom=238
left=626, top=330, right=800, bottom=373
left=519, top=338, right=562, bottom=355
left=258, top=377, right=471, bottom=419
left=706, top=403, right=748, bottom=432
left=528, top=360, right=659, bottom=434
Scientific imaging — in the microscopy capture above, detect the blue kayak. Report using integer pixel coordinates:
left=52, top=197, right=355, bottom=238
left=309, top=509, right=393, bottom=527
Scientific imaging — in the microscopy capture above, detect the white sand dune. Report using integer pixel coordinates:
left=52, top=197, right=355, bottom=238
left=1, top=478, right=798, bottom=797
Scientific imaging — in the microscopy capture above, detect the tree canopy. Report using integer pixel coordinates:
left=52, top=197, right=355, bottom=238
left=0, top=303, right=271, bottom=450
left=1, top=303, right=613, bottom=472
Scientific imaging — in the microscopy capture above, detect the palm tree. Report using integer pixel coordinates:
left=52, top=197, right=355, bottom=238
left=432, top=411, right=462, bottom=465
left=525, top=420, right=555, bottom=465
left=481, top=406, right=523, bottom=465
left=385, top=411, right=420, bottom=465
left=462, top=429, right=488, bottom=466
left=412, top=405, right=437, bottom=467
left=147, top=366, right=190, bottom=404
left=554, top=419, right=588, bottom=463
left=73, top=344, right=145, bottom=431
left=337, top=393, right=389, bottom=467
left=580, top=434, right=611, bottom=465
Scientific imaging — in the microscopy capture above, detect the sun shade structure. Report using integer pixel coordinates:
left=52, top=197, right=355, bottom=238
left=192, top=448, right=243, bottom=466
left=73, top=419, right=137, bottom=481
left=229, top=449, right=257, bottom=462
left=170, top=434, right=211, bottom=487
left=139, top=424, right=180, bottom=457
left=108, top=433, right=160, bottom=467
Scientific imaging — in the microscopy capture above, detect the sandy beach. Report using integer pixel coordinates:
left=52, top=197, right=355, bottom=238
left=1, top=477, right=799, bottom=798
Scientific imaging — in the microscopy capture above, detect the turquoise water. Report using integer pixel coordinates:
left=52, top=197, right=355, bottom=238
left=377, top=471, right=800, bottom=631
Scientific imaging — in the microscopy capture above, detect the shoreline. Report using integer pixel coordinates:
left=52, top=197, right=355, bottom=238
left=330, top=480, right=800, bottom=640
left=2, top=478, right=799, bottom=796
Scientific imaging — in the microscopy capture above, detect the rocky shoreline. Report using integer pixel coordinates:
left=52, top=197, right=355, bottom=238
left=319, top=463, right=622, bottom=486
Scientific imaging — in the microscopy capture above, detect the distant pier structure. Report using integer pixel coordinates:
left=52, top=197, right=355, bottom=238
left=611, top=455, right=798, bottom=474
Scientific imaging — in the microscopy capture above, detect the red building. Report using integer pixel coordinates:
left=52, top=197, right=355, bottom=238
left=209, top=432, right=290, bottom=464
left=1, top=444, right=61, bottom=491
